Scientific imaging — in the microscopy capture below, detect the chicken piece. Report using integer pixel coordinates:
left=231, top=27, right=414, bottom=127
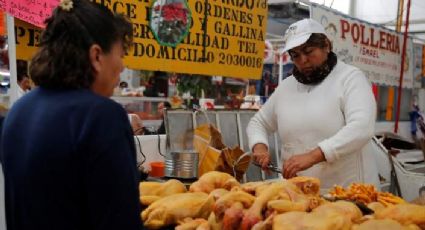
left=352, top=219, right=421, bottom=230
left=176, top=218, right=211, bottom=230
left=189, top=171, right=240, bottom=193
left=241, top=181, right=272, bottom=195
left=288, top=176, right=321, bottom=196
left=214, top=190, right=256, bottom=219
left=213, top=190, right=255, bottom=230
left=222, top=202, right=245, bottom=230
left=375, top=204, right=425, bottom=228
left=267, top=199, right=307, bottom=213
left=141, top=192, right=214, bottom=229
left=241, top=180, right=322, bottom=230
left=139, top=179, right=187, bottom=206
left=252, top=213, right=275, bottom=230
left=209, top=188, right=229, bottom=201
left=272, top=211, right=352, bottom=230
left=313, top=200, right=363, bottom=223
left=208, top=212, right=222, bottom=230
left=241, top=182, right=291, bottom=230
left=367, top=202, right=386, bottom=213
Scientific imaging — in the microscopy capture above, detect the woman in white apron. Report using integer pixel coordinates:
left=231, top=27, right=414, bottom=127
left=247, top=19, right=379, bottom=190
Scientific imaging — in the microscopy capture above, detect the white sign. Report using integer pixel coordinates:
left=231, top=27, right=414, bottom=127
left=310, top=4, right=414, bottom=88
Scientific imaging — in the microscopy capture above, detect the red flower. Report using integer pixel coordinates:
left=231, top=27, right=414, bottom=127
left=161, top=3, right=188, bottom=26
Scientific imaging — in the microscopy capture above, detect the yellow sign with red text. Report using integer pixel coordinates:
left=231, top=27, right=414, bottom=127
left=15, top=0, right=267, bottom=79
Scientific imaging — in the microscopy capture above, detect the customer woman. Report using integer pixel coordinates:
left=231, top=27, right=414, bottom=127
left=0, top=0, right=141, bottom=229
left=247, top=19, right=379, bottom=189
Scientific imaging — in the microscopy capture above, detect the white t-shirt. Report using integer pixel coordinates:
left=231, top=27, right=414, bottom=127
left=247, top=60, right=379, bottom=189
left=17, top=86, right=27, bottom=99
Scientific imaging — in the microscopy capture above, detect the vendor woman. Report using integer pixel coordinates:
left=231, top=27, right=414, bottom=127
left=247, top=19, right=379, bottom=189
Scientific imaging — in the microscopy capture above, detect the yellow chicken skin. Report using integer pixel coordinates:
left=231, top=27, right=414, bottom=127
left=313, top=200, right=363, bottom=223
left=288, top=176, right=321, bottom=196
left=272, top=211, right=352, bottom=230
left=141, top=192, right=214, bottom=229
left=352, top=219, right=421, bottom=230
left=189, top=171, right=240, bottom=193
left=374, top=203, right=425, bottom=229
left=241, top=180, right=321, bottom=230
left=139, top=179, right=187, bottom=206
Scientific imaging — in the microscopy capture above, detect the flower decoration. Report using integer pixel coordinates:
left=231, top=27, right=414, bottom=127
left=59, top=0, right=73, bottom=11
left=150, top=0, right=191, bottom=47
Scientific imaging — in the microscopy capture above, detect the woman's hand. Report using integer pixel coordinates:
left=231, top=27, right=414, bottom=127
left=128, top=114, right=144, bottom=135
left=252, top=143, right=271, bottom=170
left=282, top=147, right=326, bottom=179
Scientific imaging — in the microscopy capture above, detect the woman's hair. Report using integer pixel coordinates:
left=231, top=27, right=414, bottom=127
left=305, top=33, right=332, bottom=51
left=30, top=0, right=133, bottom=89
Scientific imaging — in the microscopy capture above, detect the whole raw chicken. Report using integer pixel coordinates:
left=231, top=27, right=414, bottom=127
left=272, top=210, right=352, bottom=230
left=352, top=219, right=421, bottom=230
left=189, top=171, right=240, bottom=193
left=141, top=192, right=214, bottom=229
left=214, top=190, right=256, bottom=230
left=139, top=179, right=187, bottom=206
left=312, top=200, right=363, bottom=223
left=241, top=179, right=321, bottom=230
left=374, top=203, right=425, bottom=229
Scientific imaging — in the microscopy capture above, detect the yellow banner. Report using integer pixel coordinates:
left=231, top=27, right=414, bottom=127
left=15, top=0, right=267, bottom=80
left=15, top=18, right=42, bottom=61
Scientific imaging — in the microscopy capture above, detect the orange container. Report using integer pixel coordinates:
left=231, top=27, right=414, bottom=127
left=149, top=161, right=165, bottom=177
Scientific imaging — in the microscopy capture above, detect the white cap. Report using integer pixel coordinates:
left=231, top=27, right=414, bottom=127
left=281, top=19, right=327, bottom=53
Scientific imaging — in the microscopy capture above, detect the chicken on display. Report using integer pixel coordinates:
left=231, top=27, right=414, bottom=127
left=139, top=171, right=425, bottom=230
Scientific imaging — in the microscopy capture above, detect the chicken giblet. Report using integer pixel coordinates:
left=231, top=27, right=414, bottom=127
left=139, top=179, right=187, bottom=206
left=141, top=192, right=214, bottom=229
left=189, top=171, right=240, bottom=193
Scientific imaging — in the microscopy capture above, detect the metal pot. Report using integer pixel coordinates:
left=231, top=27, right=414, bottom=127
left=164, top=150, right=199, bottom=179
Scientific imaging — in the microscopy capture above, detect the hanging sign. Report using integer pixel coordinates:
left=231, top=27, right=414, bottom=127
left=109, top=0, right=268, bottom=79
left=413, top=43, right=422, bottom=88
left=310, top=3, right=414, bottom=88
left=14, top=0, right=268, bottom=79
left=15, top=18, right=42, bottom=60
left=0, top=0, right=59, bottom=28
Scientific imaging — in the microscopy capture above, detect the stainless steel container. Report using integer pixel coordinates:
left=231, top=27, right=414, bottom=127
left=164, top=150, right=199, bottom=179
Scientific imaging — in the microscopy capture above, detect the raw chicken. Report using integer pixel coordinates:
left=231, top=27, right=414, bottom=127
left=313, top=200, right=363, bottom=223
left=272, top=210, right=352, bottom=230
left=288, top=176, right=321, bottom=196
left=175, top=218, right=211, bottom=230
left=139, top=179, right=187, bottom=206
left=241, top=181, right=274, bottom=196
left=141, top=192, right=214, bottom=229
left=214, top=190, right=256, bottom=219
left=352, top=219, right=421, bottom=230
left=213, top=190, right=256, bottom=230
left=374, top=204, right=425, bottom=229
left=209, top=188, right=230, bottom=201
left=367, top=202, right=386, bottom=213
left=189, top=171, right=240, bottom=193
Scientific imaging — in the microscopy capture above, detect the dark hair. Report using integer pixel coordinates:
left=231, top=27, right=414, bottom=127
left=30, top=0, right=133, bottom=89
left=163, top=101, right=171, bottom=109
left=305, top=33, right=332, bottom=51
left=17, top=72, right=29, bottom=83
